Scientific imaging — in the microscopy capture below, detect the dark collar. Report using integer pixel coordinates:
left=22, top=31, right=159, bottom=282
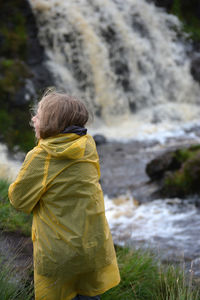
left=62, top=125, right=87, bottom=136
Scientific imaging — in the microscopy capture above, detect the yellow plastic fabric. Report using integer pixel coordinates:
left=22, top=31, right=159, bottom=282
left=9, top=133, right=120, bottom=300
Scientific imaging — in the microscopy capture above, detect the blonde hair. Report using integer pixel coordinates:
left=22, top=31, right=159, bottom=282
left=37, top=89, right=89, bottom=139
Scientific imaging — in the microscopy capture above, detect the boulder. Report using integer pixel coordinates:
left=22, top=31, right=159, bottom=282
left=146, top=145, right=200, bottom=199
left=162, top=151, right=200, bottom=197
left=93, top=134, right=107, bottom=146
left=145, top=151, right=181, bottom=180
left=191, top=55, right=200, bottom=83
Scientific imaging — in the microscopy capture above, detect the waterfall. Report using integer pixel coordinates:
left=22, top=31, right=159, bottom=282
left=28, top=0, right=200, bottom=139
left=0, top=144, right=21, bottom=180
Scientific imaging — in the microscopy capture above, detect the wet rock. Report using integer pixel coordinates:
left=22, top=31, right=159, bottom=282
left=162, top=151, right=200, bottom=197
left=145, top=151, right=181, bottom=180
left=150, top=0, right=174, bottom=10
left=21, top=0, right=54, bottom=94
left=146, top=144, right=200, bottom=199
left=93, top=134, right=107, bottom=146
left=191, top=55, right=200, bottom=83
left=97, top=139, right=161, bottom=201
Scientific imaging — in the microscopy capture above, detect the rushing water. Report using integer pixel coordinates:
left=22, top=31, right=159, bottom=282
left=105, top=195, right=200, bottom=267
left=29, top=0, right=200, bottom=139
left=0, top=144, right=21, bottom=181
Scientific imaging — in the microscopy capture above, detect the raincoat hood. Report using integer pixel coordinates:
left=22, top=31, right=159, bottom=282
left=39, top=133, right=88, bottom=159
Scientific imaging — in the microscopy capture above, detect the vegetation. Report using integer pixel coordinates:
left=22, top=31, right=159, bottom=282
left=0, top=256, right=33, bottom=300
left=173, top=145, right=200, bottom=164
left=146, top=144, right=200, bottom=198
left=171, top=0, right=200, bottom=42
left=102, top=247, right=200, bottom=300
left=0, top=180, right=32, bottom=236
left=163, top=146, right=200, bottom=197
left=0, top=0, right=35, bottom=152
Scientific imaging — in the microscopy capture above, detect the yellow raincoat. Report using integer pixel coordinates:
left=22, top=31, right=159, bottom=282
left=9, top=133, right=120, bottom=300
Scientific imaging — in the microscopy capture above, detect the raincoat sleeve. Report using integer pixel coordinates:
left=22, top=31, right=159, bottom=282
left=8, top=146, right=48, bottom=214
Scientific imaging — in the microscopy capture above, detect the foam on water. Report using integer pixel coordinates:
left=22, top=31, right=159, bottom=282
left=89, top=102, right=200, bottom=144
left=0, top=144, right=21, bottom=181
left=29, top=0, right=200, bottom=132
left=105, top=194, right=200, bottom=260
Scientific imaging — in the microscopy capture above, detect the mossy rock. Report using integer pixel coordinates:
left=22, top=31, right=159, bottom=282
left=163, top=149, right=200, bottom=197
left=146, top=145, right=200, bottom=180
left=173, top=144, right=200, bottom=163
left=146, top=151, right=180, bottom=180
left=146, top=144, right=200, bottom=198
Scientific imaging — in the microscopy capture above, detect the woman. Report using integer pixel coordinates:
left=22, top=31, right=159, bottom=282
left=9, top=90, right=120, bottom=300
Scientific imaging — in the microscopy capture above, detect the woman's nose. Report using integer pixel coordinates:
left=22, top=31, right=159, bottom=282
left=32, top=115, right=36, bottom=122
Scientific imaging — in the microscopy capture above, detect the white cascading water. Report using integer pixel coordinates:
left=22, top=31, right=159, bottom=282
left=0, top=144, right=22, bottom=181
left=28, top=0, right=200, bottom=140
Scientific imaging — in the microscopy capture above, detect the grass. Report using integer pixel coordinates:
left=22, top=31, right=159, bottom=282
left=0, top=179, right=32, bottom=236
left=102, top=247, right=200, bottom=300
left=102, top=247, right=158, bottom=300
left=0, top=255, right=33, bottom=300
left=0, top=179, right=33, bottom=299
left=157, top=263, right=199, bottom=300
left=0, top=179, right=200, bottom=299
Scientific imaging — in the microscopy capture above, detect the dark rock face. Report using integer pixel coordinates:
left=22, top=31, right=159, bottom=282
left=191, top=55, right=200, bottom=83
left=146, top=151, right=181, bottom=180
left=150, top=0, right=174, bottom=10
left=17, top=0, right=54, bottom=103
left=151, top=0, right=200, bottom=16
left=179, top=0, right=200, bottom=20
left=0, top=0, right=54, bottom=152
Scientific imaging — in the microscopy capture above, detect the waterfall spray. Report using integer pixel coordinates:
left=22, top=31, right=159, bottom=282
left=29, top=0, right=200, bottom=138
